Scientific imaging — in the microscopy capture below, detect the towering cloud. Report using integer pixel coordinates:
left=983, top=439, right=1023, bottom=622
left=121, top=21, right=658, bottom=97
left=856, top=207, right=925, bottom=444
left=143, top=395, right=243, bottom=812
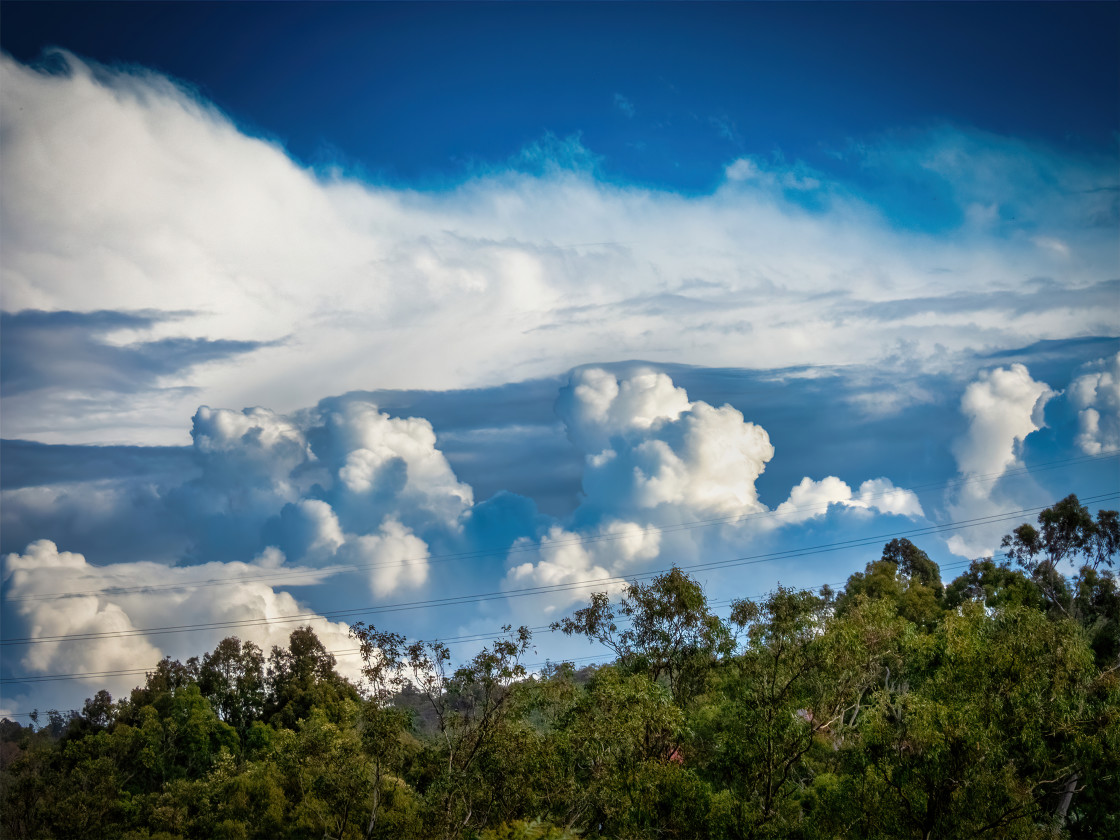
left=952, top=364, right=1054, bottom=482
left=503, top=368, right=923, bottom=610
left=946, top=364, right=1055, bottom=557
left=1069, top=353, right=1120, bottom=456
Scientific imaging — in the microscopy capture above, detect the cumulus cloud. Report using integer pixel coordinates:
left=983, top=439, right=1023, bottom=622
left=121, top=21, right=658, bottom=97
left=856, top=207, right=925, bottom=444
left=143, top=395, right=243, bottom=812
left=1, top=52, right=1116, bottom=445
left=1068, top=352, right=1120, bottom=456
left=564, top=371, right=774, bottom=520
left=556, top=368, right=691, bottom=452
left=0, top=366, right=960, bottom=715
left=2, top=540, right=359, bottom=706
left=192, top=405, right=312, bottom=491
left=0, top=394, right=486, bottom=710
left=316, top=400, right=472, bottom=531
left=562, top=369, right=928, bottom=533
left=952, top=364, right=1054, bottom=480
left=167, top=398, right=472, bottom=581
left=946, top=364, right=1055, bottom=557
left=273, top=499, right=345, bottom=564
left=503, top=369, right=925, bottom=608
left=0, top=397, right=473, bottom=585
left=504, top=525, right=628, bottom=617
left=338, top=517, right=430, bottom=596
left=776, top=476, right=923, bottom=524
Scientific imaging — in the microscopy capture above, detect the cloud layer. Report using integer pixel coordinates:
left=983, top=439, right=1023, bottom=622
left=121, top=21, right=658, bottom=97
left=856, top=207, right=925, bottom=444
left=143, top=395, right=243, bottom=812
left=1, top=49, right=1117, bottom=718
left=3, top=367, right=940, bottom=712
left=2, top=52, right=1117, bottom=445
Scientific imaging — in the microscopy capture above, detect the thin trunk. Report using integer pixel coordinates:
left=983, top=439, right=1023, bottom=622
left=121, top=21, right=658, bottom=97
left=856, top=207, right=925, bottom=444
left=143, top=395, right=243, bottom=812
left=365, top=761, right=381, bottom=840
left=1055, top=771, right=1079, bottom=824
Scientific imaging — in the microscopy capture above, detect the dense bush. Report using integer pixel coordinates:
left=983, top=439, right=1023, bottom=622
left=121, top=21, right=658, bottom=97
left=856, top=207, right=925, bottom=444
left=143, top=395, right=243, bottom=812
left=2, top=496, right=1116, bottom=839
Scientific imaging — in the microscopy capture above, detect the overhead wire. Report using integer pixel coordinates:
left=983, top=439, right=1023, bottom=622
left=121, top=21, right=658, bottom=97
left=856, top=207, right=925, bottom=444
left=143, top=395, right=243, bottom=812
left=4, top=495, right=1103, bottom=650
left=1, top=560, right=981, bottom=691
left=1, top=465, right=1112, bottom=707
left=7, top=448, right=1117, bottom=605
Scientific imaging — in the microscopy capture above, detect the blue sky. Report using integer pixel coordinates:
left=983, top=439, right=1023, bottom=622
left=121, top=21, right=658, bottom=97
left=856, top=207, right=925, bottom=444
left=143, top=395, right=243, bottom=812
left=1, top=2, right=1118, bottom=717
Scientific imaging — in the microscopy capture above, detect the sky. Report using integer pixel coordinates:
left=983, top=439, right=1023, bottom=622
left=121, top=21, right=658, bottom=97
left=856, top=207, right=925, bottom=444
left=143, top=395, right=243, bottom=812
left=1, top=1, right=1118, bottom=718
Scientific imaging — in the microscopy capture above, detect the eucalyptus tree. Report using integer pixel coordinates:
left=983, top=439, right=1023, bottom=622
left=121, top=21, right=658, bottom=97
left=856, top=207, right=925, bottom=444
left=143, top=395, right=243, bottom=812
left=551, top=566, right=733, bottom=709
left=351, top=622, right=533, bottom=839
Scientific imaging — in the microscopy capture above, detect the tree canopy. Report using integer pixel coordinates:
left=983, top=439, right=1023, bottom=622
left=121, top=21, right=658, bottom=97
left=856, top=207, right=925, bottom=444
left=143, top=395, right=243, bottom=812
left=3, top=495, right=1116, bottom=839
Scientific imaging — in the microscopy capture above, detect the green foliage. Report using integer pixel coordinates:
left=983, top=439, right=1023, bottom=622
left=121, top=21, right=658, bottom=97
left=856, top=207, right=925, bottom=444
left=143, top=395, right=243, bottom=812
left=3, top=499, right=1117, bottom=840
left=478, top=818, right=581, bottom=840
left=266, top=626, right=361, bottom=729
left=552, top=566, right=732, bottom=708
left=836, top=538, right=945, bottom=628
left=197, top=637, right=266, bottom=738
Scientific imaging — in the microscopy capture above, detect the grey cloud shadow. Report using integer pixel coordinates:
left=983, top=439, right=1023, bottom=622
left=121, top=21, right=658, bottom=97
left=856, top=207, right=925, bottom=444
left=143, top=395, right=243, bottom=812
left=0, top=439, right=196, bottom=490
left=980, top=335, right=1120, bottom=386
left=854, top=278, right=1120, bottom=322
left=0, top=309, right=281, bottom=396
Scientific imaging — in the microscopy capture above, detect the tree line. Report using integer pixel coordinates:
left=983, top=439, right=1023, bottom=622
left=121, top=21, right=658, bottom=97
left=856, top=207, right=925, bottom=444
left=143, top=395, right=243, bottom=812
left=1, top=495, right=1117, bottom=839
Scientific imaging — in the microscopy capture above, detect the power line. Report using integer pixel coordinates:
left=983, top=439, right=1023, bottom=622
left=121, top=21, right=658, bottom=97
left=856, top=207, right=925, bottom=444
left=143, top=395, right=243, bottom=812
left=1, top=561, right=980, bottom=690
left=8, top=449, right=1116, bottom=605
left=5, top=497, right=1106, bottom=650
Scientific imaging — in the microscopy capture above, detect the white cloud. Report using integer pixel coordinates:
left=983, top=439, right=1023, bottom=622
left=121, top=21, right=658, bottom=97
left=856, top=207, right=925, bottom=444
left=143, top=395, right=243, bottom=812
left=3, top=366, right=944, bottom=713
left=2, top=540, right=360, bottom=706
left=325, top=402, right=472, bottom=518
left=568, top=370, right=774, bottom=519
left=724, top=156, right=821, bottom=190
left=775, top=476, right=923, bottom=523
left=946, top=364, right=1054, bottom=557
left=339, top=517, right=430, bottom=596
left=556, top=367, right=691, bottom=452
left=2, top=53, right=1115, bottom=445
left=190, top=399, right=471, bottom=593
left=856, top=478, right=925, bottom=518
left=191, top=405, right=313, bottom=498
left=592, top=519, right=662, bottom=570
left=504, top=526, right=627, bottom=617
left=504, top=369, right=924, bottom=604
left=776, top=476, right=855, bottom=523
left=280, top=499, right=345, bottom=563
left=952, top=364, right=1054, bottom=481
left=1068, top=352, right=1120, bottom=456
left=564, top=369, right=927, bottom=531
left=1032, top=235, right=1071, bottom=258
left=725, top=158, right=762, bottom=181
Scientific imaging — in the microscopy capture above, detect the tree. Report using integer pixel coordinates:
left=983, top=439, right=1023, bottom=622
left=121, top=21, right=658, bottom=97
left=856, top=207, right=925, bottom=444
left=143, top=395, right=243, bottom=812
left=275, top=703, right=378, bottom=840
left=552, top=665, right=686, bottom=837
left=351, top=622, right=533, bottom=840
left=552, top=567, right=733, bottom=709
left=696, top=586, right=901, bottom=836
left=836, top=539, right=944, bottom=629
left=197, top=637, right=266, bottom=739
left=346, top=625, right=418, bottom=839
left=823, top=603, right=1103, bottom=840
left=1001, top=494, right=1118, bottom=624
left=266, top=626, right=360, bottom=729
left=997, top=495, right=1120, bottom=835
